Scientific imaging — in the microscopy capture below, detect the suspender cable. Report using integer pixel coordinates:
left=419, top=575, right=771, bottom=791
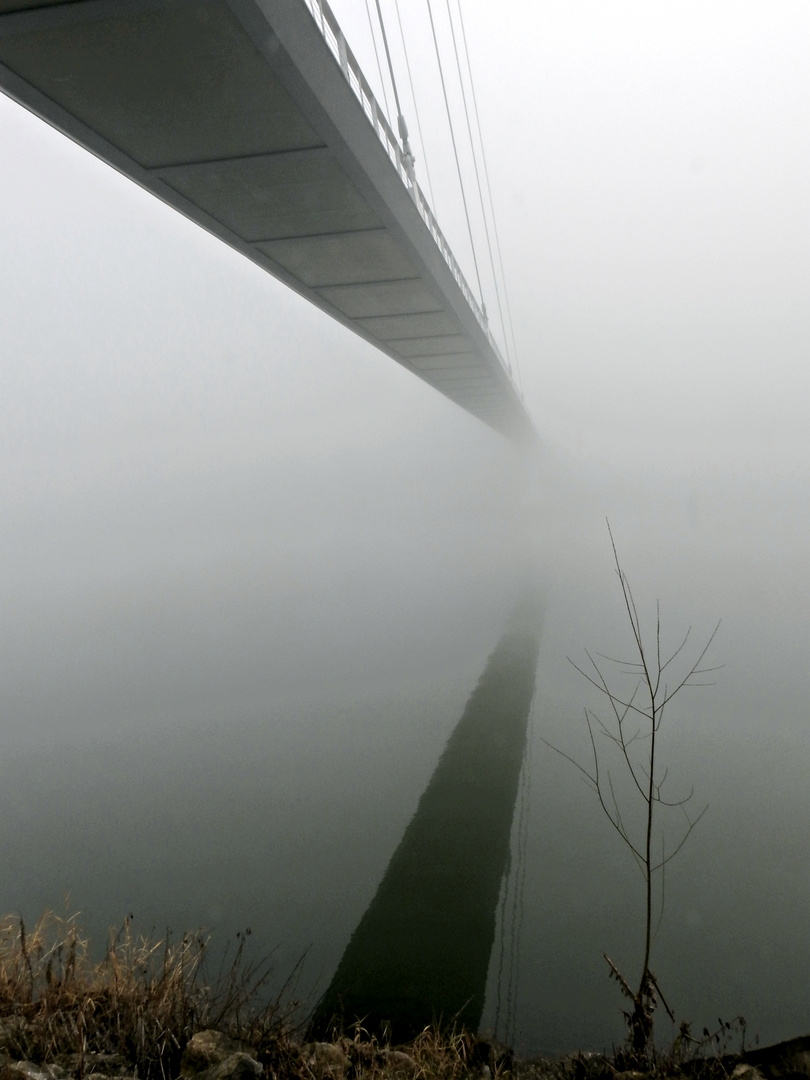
left=506, top=705, right=534, bottom=1043
left=373, top=0, right=402, bottom=122
left=456, top=1, right=523, bottom=389
left=444, top=0, right=506, bottom=351
left=425, top=0, right=485, bottom=310
left=393, top=0, right=437, bottom=207
left=373, top=0, right=416, bottom=178
left=363, top=0, right=392, bottom=126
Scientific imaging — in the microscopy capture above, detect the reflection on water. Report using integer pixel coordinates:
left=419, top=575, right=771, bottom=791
left=311, top=593, right=543, bottom=1040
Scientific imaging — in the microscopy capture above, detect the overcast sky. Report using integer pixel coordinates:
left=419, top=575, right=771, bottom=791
left=326, top=0, right=810, bottom=475
left=4, top=1, right=809, bottom=478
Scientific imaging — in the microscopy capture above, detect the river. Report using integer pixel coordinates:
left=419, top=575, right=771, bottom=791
left=1, top=456, right=808, bottom=1057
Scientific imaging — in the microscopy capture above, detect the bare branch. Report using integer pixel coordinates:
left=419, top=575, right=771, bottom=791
left=554, top=520, right=719, bottom=1058
left=607, top=771, right=645, bottom=868
left=657, top=622, right=722, bottom=710
left=656, top=785, right=696, bottom=809
left=648, top=970, right=675, bottom=1023
left=659, top=625, right=693, bottom=675
left=604, top=954, right=634, bottom=1001
left=651, top=804, right=708, bottom=871
left=569, top=655, right=660, bottom=727
left=655, top=836, right=666, bottom=937
left=595, top=650, right=644, bottom=668
left=540, top=736, right=596, bottom=790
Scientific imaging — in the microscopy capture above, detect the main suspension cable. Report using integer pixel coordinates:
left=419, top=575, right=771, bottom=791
left=425, top=0, right=485, bottom=308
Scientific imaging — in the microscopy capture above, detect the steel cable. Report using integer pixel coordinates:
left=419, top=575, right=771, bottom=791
left=392, top=0, right=437, bottom=208
left=444, top=0, right=506, bottom=345
left=363, top=0, right=392, bottom=126
left=456, top=1, right=523, bottom=388
left=425, top=0, right=485, bottom=307
left=373, top=0, right=416, bottom=177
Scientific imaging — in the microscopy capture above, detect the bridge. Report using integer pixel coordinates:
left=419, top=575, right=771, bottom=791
left=0, top=0, right=536, bottom=443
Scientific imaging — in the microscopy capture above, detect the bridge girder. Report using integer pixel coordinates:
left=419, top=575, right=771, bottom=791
left=0, top=0, right=536, bottom=443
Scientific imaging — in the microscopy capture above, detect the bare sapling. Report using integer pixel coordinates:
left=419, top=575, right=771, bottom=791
left=550, top=521, right=721, bottom=1061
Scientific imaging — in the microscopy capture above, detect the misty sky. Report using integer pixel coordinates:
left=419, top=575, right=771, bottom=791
left=327, top=0, right=810, bottom=473
left=3, top=1, right=809, bottom=475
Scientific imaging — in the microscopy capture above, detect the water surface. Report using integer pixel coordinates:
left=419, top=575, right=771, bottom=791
left=2, top=461, right=808, bottom=1057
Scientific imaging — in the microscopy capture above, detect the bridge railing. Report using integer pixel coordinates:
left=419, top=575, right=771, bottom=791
left=300, top=0, right=518, bottom=390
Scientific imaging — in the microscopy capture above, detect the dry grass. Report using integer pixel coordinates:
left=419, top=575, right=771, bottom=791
left=321, top=1022, right=512, bottom=1080
left=0, top=913, right=505, bottom=1080
left=0, top=911, right=287, bottom=1080
left=0, top=913, right=758, bottom=1080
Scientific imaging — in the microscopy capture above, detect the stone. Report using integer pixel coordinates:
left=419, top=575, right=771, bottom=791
left=733, top=1066, right=766, bottom=1080
left=193, top=1054, right=263, bottom=1080
left=743, top=1036, right=810, bottom=1080
left=380, top=1050, right=418, bottom=1077
left=59, top=1052, right=124, bottom=1077
left=0, top=1063, right=67, bottom=1080
left=180, top=1032, right=257, bottom=1077
left=303, top=1042, right=348, bottom=1078
left=470, top=1038, right=514, bottom=1076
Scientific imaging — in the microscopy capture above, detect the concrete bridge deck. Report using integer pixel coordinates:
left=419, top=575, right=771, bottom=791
left=0, top=0, right=536, bottom=443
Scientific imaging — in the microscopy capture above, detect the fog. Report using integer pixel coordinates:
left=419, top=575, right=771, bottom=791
left=2, top=0, right=810, bottom=1057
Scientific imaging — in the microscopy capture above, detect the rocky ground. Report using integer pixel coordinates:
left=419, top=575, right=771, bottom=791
left=2, top=1024, right=810, bottom=1080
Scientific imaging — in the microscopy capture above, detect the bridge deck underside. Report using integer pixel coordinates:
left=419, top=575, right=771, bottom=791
left=0, top=0, right=535, bottom=442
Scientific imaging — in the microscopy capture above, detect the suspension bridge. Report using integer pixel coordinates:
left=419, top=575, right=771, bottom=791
left=0, top=0, right=536, bottom=443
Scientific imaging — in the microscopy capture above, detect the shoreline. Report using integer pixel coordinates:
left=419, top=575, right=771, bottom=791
left=1, top=912, right=807, bottom=1080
